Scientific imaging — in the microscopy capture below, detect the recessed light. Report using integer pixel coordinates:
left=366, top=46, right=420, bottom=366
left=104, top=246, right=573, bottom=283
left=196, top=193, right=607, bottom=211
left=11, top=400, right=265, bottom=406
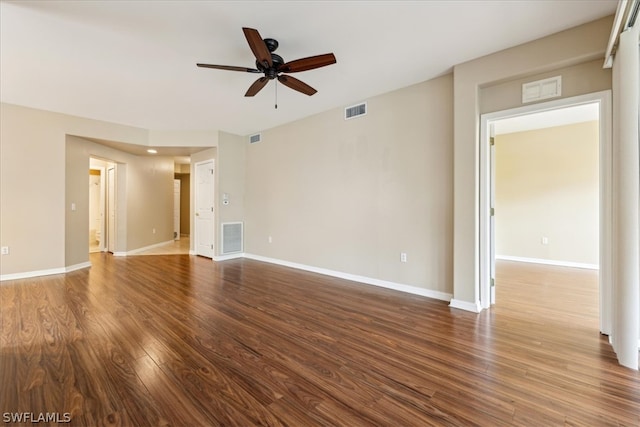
left=147, top=149, right=157, bottom=154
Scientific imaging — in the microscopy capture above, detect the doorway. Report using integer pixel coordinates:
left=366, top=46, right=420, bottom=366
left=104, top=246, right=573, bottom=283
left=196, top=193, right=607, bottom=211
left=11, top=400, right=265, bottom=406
left=479, top=91, right=612, bottom=335
left=89, top=157, right=117, bottom=254
left=89, top=167, right=103, bottom=253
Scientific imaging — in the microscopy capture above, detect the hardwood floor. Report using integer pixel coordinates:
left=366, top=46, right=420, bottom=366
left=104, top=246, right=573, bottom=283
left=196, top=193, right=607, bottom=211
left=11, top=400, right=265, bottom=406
left=130, top=237, right=191, bottom=256
left=1, top=255, right=638, bottom=426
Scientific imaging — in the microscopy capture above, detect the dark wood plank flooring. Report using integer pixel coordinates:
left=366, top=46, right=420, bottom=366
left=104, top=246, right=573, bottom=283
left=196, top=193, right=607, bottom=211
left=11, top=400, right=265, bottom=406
left=1, top=255, right=638, bottom=426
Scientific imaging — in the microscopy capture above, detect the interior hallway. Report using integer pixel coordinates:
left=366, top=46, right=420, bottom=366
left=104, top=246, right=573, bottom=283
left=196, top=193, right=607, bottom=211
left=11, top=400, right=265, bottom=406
left=132, top=236, right=191, bottom=256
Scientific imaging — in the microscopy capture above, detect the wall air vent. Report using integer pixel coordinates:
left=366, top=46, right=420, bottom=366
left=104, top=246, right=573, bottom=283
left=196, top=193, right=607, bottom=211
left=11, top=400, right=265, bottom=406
left=345, top=102, right=367, bottom=120
left=221, top=222, right=243, bottom=254
left=249, top=133, right=261, bottom=144
left=522, top=76, right=562, bottom=103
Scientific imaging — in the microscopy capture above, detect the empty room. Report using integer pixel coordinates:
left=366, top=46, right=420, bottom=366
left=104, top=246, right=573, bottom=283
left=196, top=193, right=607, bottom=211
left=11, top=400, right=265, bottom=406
left=1, top=1, right=639, bottom=425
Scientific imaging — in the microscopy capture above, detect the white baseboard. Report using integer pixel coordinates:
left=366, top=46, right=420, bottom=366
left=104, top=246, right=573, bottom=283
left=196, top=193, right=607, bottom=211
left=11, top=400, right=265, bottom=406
left=1, top=251, right=454, bottom=307
left=243, top=253, right=452, bottom=302
left=1, top=267, right=66, bottom=282
left=126, top=240, right=175, bottom=256
left=449, top=299, right=482, bottom=313
left=496, top=255, right=599, bottom=270
left=65, top=261, right=91, bottom=273
left=213, top=253, right=244, bottom=262
left=1, top=261, right=91, bottom=282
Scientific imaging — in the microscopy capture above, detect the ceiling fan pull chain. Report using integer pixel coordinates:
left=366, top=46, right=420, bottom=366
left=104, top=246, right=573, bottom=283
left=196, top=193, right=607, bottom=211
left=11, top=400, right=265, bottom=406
left=275, top=79, right=278, bottom=109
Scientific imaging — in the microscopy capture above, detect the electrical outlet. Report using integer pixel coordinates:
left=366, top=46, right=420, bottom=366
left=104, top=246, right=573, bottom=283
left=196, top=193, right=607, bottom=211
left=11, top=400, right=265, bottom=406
left=152, top=228, right=156, bottom=234
left=400, top=252, right=407, bottom=263
left=541, top=237, right=549, bottom=245
left=1, top=246, right=9, bottom=255
left=268, top=236, right=272, bottom=243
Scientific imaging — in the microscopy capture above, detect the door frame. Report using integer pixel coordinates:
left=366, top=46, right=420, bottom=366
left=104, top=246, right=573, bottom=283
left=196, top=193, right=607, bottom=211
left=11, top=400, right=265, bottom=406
left=106, top=165, right=117, bottom=253
left=174, top=178, right=181, bottom=241
left=89, top=165, right=106, bottom=253
left=479, top=90, right=612, bottom=335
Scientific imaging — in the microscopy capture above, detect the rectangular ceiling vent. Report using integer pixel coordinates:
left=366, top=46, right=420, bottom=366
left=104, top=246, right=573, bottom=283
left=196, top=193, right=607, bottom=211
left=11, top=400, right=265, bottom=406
left=221, top=222, right=243, bottom=255
left=249, top=133, right=261, bottom=144
left=345, top=102, right=367, bottom=120
left=522, top=76, right=561, bottom=104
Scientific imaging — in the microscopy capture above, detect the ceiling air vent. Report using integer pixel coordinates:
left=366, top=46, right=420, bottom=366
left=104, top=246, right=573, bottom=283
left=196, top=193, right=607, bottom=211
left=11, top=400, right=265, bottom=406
left=249, top=133, right=261, bottom=144
left=345, top=102, right=367, bottom=120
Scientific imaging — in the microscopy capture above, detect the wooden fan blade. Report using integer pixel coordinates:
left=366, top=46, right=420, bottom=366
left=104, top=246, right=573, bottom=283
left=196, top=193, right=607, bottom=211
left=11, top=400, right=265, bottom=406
left=278, top=53, right=336, bottom=73
left=245, top=77, right=269, bottom=97
left=242, top=27, right=272, bottom=68
left=277, top=75, right=317, bottom=96
left=197, top=63, right=261, bottom=73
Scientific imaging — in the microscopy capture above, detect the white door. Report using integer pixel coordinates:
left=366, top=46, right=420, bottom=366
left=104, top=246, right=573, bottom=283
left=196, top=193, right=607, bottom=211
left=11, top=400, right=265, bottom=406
left=195, top=160, right=214, bottom=258
left=174, top=179, right=181, bottom=240
left=107, top=166, right=116, bottom=253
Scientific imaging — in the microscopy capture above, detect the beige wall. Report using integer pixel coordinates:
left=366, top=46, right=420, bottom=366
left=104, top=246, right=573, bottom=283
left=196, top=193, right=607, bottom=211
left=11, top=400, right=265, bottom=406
left=0, top=16, right=614, bottom=299
left=452, top=16, right=612, bottom=305
left=217, top=131, right=246, bottom=254
left=480, top=59, right=611, bottom=115
left=495, top=121, right=599, bottom=265
left=244, top=75, right=454, bottom=294
left=175, top=173, right=191, bottom=235
left=0, top=103, right=216, bottom=276
left=66, top=135, right=175, bottom=265
left=1, top=103, right=145, bottom=275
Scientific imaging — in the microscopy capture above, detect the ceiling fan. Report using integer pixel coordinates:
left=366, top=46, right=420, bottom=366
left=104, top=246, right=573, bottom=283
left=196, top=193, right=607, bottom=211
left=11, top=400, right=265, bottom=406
left=197, top=27, right=336, bottom=99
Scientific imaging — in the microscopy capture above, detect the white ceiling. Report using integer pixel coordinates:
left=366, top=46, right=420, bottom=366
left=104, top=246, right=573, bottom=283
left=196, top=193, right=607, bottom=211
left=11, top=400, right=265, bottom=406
left=0, top=1, right=617, bottom=138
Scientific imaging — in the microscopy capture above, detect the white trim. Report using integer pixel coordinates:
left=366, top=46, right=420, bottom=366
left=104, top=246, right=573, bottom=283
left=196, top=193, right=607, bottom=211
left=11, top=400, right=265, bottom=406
left=0, top=261, right=91, bottom=282
left=243, top=253, right=452, bottom=302
left=1, top=267, right=66, bottom=282
left=65, top=261, right=92, bottom=273
left=113, top=251, right=127, bottom=257
left=603, top=0, right=639, bottom=68
left=449, top=299, right=482, bottom=313
left=125, top=240, right=175, bottom=256
left=604, top=0, right=632, bottom=68
left=496, top=255, right=599, bottom=270
left=479, top=91, right=612, bottom=323
left=213, top=253, right=245, bottom=262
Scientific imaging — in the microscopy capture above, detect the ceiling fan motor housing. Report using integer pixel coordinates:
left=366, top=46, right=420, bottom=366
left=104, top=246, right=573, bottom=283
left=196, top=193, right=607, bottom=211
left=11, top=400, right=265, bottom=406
left=263, top=38, right=279, bottom=52
left=257, top=52, right=284, bottom=79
